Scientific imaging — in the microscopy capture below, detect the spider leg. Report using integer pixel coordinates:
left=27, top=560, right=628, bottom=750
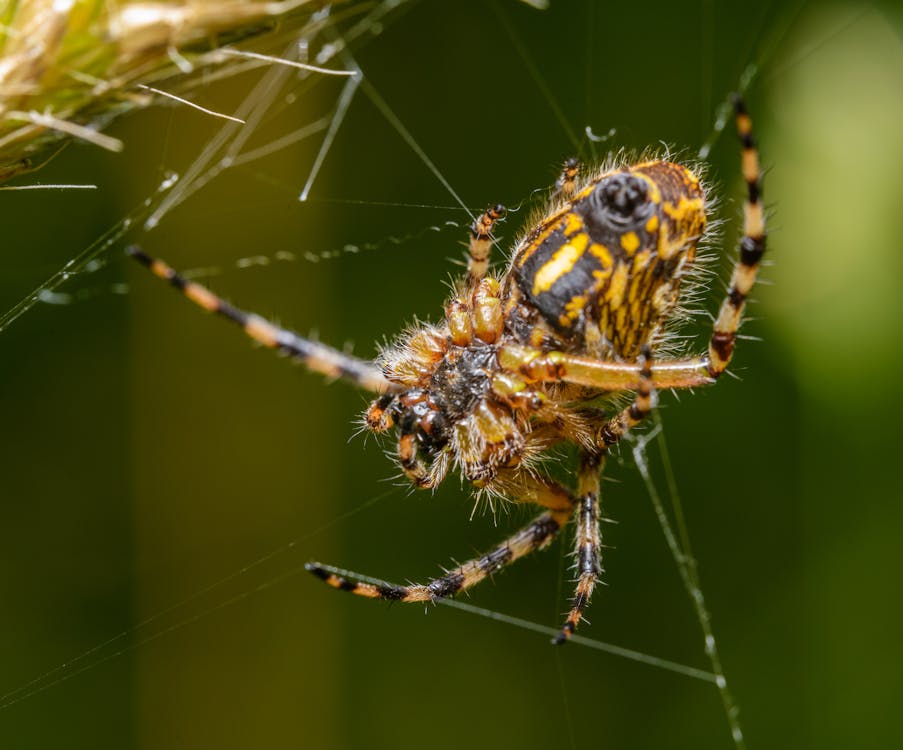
left=707, top=93, right=766, bottom=377
left=551, top=353, right=652, bottom=643
left=552, top=355, right=653, bottom=645
left=554, top=450, right=604, bottom=644
left=598, top=346, right=655, bottom=448
left=555, top=157, right=580, bottom=198
left=127, top=246, right=397, bottom=394
left=306, top=506, right=570, bottom=603
left=498, top=342, right=713, bottom=391
left=466, top=204, right=506, bottom=288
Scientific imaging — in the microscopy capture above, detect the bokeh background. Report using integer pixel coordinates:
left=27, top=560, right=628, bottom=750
left=2, top=1, right=903, bottom=748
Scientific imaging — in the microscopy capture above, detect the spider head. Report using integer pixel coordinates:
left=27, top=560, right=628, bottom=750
left=364, top=381, right=525, bottom=491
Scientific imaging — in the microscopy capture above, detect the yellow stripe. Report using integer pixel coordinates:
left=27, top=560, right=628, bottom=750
left=604, top=262, right=629, bottom=308
left=531, top=233, right=589, bottom=295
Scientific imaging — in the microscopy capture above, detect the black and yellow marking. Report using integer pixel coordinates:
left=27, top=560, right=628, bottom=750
left=127, top=246, right=395, bottom=394
left=510, top=162, right=706, bottom=359
left=306, top=510, right=568, bottom=603
left=707, top=94, right=766, bottom=378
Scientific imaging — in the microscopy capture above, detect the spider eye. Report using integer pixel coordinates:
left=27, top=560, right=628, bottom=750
left=596, top=173, right=650, bottom=220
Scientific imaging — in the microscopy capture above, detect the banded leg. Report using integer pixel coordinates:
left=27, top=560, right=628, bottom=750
left=306, top=507, right=570, bottom=602
left=708, top=94, right=767, bottom=377
left=127, top=246, right=396, bottom=394
left=466, top=204, right=506, bottom=288
left=598, top=347, right=655, bottom=449
left=555, top=450, right=604, bottom=644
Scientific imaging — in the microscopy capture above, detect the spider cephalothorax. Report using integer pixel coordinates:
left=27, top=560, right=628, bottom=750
left=130, top=95, right=765, bottom=644
left=367, top=329, right=535, bottom=490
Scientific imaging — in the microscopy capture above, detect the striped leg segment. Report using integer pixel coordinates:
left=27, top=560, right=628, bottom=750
left=708, top=94, right=767, bottom=378
left=598, top=347, right=655, bottom=449
left=306, top=507, right=570, bottom=603
left=127, top=246, right=397, bottom=394
left=554, top=451, right=604, bottom=644
left=466, top=204, right=506, bottom=288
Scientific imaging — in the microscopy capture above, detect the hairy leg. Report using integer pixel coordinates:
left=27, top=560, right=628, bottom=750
left=128, top=246, right=395, bottom=393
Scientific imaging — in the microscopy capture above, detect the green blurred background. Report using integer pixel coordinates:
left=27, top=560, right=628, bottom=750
left=2, top=1, right=903, bottom=747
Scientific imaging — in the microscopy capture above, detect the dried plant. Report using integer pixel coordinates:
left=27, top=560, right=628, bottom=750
left=0, top=0, right=331, bottom=182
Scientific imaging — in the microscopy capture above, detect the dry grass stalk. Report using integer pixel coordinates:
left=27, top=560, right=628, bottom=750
left=0, top=0, right=328, bottom=182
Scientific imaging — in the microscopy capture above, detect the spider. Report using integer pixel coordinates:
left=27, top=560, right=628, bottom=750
left=128, top=94, right=765, bottom=644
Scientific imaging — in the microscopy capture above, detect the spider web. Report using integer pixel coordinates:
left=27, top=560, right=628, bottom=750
left=0, top=1, right=871, bottom=748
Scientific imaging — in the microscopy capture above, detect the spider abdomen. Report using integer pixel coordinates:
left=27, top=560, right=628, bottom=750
left=509, top=160, right=706, bottom=360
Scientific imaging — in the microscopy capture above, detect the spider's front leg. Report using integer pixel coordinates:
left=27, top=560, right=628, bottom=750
left=466, top=204, right=506, bottom=289
left=127, top=247, right=397, bottom=394
left=467, top=153, right=579, bottom=290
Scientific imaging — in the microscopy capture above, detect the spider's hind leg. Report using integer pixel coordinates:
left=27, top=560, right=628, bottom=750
left=555, top=450, right=604, bottom=644
left=553, top=351, right=655, bottom=643
left=306, top=507, right=569, bottom=603
left=306, top=478, right=576, bottom=604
